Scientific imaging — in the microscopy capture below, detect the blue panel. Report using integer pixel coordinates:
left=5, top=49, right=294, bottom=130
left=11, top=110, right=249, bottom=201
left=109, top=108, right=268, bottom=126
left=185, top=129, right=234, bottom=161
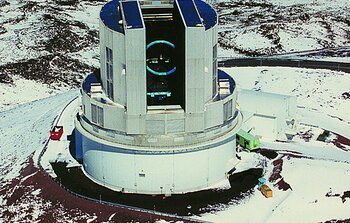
left=177, top=0, right=202, bottom=27
left=100, top=0, right=123, bottom=33
left=75, top=128, right=83, bottom=161
left=194, top=0, right=217, bottom=30
left=99, top=0, right=216, bottom=33
left=218, top=69, right=236, bottom=93
left=100, top=0, right=216, bottom=32
left=121, top=1, right=143, bottom=29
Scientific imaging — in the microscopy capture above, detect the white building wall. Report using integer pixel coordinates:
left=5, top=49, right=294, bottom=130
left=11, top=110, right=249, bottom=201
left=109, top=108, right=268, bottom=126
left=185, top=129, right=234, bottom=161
left=103, top=104, right=126, bottom=131
left=203, top=25, right=218, bottom=103
left=125, top=28, right=147, bottom=134
left=204, top=88, right=237, bottom=129
left=99, top=23, right=127, bottom=106
left=112, top=31, right=126, bottom=106
left=185, top=26, right=205, bottom=132
left=205, top=100, right=224, bottom=128
left=81, top=91, right=127, bottom=132
left=239, top=89, right=297, bottom=140
left=146, top=111, right=185, bottom=134
left=238, top=89, right=296, bottom=118
left=203, top=27, right=215, bottom=102
left=77, top=119, right=236, bottom=194
left=81, top=91, right=91, bottom=119
left=99, top=19, right=107, bottom=92
left=81, top=84, right=237, bottom=135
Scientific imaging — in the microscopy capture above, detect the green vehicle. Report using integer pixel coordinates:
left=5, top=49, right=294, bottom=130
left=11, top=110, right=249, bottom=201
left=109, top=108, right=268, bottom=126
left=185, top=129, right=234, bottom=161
left=236, top=129, right=260, bottom=151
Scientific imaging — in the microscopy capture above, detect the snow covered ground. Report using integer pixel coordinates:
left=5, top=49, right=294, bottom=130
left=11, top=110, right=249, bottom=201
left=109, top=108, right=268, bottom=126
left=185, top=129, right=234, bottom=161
left=196, top=67, right=350, bottom=222
left=200, top=158, right=350, bottom=223
left=1, top=66, right=349, bottom=222
left=1, top=0, right=350, bottom=222
left=0, top=90, right=180, bottom=222
left=0, top=75, right=70, bottom=111
left=1, top=0, right=350, bottom=90
left=215, top=0, right=350, bottom=58
left=227, top=67, right=350, bottom=125
left=0, top=90, right=78, bottom=182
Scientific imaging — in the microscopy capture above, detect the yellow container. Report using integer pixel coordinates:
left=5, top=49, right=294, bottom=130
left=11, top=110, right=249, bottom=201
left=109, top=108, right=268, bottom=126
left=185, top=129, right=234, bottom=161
left=261, top=185, right=273, bottom=198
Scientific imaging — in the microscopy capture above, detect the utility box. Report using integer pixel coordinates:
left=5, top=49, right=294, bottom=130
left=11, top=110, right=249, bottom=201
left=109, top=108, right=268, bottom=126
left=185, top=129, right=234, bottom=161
left=50, top=126, right=63, bottom=140
left=261, top=184, right=273, bottom=198
left=236, top=129, right=260, bottom=151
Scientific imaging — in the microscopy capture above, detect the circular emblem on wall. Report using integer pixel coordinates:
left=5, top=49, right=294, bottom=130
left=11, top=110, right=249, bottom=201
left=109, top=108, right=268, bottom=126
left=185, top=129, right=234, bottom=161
left=146, top=40, right=176, bottom=76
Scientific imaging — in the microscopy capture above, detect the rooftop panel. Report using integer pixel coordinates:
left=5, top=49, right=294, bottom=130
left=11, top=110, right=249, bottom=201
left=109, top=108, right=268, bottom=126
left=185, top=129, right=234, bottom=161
left=100, top=0, right=216, bottom=32
left=121, top=1, right=144, bottom=29
left=176, top=0, right=202, bottom=27
left=194, top=0, right=217, bottom=30
left=100, top=0, right=123, bottom=33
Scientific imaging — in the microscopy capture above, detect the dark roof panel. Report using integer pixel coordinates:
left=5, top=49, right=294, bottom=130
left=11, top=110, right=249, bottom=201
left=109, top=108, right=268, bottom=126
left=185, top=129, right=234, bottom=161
left=177, top=0, right=202, bottom=27
left=194, top=0, right=217, bottom=30
left=100, top=0, right=123, bottom=33
left=100, top=0, right=216, bottom=32
left=121, top=1, right=144, bottom=29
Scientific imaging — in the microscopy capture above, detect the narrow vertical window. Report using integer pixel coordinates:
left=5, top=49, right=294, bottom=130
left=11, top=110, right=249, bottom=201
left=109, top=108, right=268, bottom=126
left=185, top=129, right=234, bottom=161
left=98, top=106, right=104, bottom=127
left=106, top=47, right=114, bottom=100
left=91, top=104, right=97, bottom=124
left=223, top=99, right=233, bottom=121
left=212, top=44, right=218, bottom=97
left=91, top=104, right=104, bottom=127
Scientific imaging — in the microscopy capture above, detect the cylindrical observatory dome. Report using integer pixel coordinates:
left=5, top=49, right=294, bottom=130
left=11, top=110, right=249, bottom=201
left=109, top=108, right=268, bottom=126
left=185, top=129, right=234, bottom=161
left=74, top=0, right=241, bottom=195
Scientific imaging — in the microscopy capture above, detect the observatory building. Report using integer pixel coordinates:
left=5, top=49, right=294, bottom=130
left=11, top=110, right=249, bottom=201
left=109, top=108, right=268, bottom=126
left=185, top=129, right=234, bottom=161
left=74, top=0, right=241, bottom=195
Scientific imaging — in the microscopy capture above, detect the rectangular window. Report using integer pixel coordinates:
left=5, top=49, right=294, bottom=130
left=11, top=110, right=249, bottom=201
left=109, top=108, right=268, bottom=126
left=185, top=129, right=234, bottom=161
left=213, top=44, right=218, bottom=97
left=91, top=104, right=97, bottom=123
left=106, top=47, right=114, bottom=100
left=91, top=104, right=104, bottom=127
left=223, top=99, right=233, bottom=121
left=98, top=106, right=104, bottom=126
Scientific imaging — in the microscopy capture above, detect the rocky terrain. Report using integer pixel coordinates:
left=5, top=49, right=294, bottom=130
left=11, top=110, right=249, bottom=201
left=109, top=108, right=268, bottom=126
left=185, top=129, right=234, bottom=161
left=1, top=0, right=350, bottom=90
